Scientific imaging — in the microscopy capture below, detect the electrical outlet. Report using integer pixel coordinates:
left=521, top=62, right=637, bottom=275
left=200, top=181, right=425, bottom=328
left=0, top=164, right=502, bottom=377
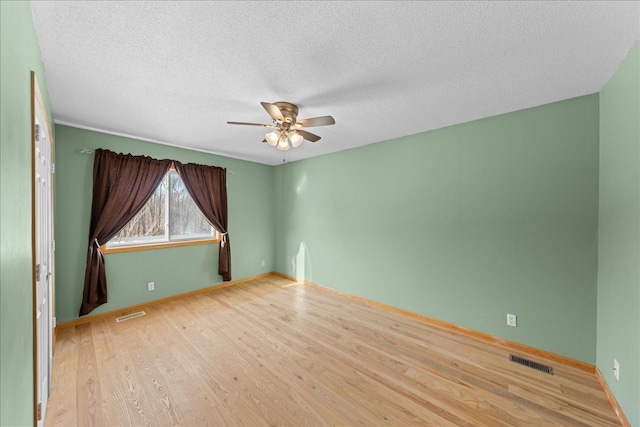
left=507, top=313, right=517, bottom=327
left=147, top=282, right=155, bottom=291
left=261, top=260, right=265, bottom=267
left=613, top=359, right=619, bottom=380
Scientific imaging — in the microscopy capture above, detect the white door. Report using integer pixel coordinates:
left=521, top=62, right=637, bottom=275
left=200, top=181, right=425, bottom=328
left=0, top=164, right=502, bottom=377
left=33, top=74, right=53, bottom=427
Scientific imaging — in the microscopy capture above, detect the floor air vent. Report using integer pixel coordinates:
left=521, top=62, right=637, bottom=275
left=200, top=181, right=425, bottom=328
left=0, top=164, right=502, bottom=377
left=115, top=311, right=146, bottom=322
left=509, top=354, right=553, bottom=375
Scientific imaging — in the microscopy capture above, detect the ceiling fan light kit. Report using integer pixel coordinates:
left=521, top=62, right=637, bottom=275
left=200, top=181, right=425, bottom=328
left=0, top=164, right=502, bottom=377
left=228, top=101, right=335, bottom=151
left=265, top=129, right=303, bottom=151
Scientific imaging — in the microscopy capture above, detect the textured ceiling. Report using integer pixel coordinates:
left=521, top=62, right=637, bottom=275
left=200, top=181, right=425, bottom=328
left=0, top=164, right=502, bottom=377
left=31, top=1, right=639, bottom=166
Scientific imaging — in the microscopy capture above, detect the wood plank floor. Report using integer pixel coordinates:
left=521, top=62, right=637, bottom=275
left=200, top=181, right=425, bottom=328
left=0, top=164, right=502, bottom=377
left=45, top=275, right=621, bottom=426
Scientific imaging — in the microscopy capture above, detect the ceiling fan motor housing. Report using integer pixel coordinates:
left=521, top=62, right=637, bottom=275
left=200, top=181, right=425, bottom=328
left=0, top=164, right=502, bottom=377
left=273, top=101, right=299, bottom=123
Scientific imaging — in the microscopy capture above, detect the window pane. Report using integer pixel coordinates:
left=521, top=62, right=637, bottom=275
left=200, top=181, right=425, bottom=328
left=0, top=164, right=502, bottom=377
left=106, top=170, right=215, bottom=249
left=108, top=178, right=167, bottom=246
left=169, top=171, right=214, bottom=240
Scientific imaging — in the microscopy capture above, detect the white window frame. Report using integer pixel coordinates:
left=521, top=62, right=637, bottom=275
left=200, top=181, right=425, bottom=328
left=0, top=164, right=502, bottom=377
left=102, top=168, right=219, bottom=254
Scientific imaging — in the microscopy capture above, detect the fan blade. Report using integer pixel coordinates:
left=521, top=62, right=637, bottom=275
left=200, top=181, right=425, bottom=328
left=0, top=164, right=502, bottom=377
left=298, top=130, right=321, bottom=142
left=297, top=115, right=335, bottom=128
left=261, top=102, right=284, bottom=122
left=227, top=121, right=275, bottom=127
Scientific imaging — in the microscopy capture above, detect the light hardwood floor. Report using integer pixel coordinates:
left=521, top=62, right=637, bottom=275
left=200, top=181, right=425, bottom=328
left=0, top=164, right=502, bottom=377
left=45, top=275, right=621, bottom=426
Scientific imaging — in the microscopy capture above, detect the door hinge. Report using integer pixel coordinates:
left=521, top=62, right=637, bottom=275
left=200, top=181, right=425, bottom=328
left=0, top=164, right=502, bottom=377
left=51, top=240, right=55, bottom=251
left=37, top=402, right=42, bottom=421
left=35, top=264, right=41, bottom=281
left=51, top=163, right=55, bottom=174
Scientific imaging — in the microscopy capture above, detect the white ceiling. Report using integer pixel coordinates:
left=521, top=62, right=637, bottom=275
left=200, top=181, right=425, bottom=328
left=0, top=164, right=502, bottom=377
left=31, top=1, right=639, bottom=166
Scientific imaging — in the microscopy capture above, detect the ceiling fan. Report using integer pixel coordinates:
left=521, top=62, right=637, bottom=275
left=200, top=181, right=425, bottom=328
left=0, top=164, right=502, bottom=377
left=228, top=102, right=335, bottom=151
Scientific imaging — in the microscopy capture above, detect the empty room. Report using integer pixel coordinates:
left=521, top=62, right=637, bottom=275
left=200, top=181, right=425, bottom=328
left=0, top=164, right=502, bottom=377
left=1, top=1, right=638, bottom=426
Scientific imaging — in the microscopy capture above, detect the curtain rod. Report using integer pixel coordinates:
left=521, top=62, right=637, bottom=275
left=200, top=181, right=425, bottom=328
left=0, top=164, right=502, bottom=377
left=75, top=148, right=234, bottom=174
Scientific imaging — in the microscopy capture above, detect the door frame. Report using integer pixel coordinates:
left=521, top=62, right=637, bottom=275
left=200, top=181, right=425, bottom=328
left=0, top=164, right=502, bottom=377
left=31, top=71, right=55, bottom=427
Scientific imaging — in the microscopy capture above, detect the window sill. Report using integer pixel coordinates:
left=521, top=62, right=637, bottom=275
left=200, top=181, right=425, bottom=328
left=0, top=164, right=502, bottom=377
left=101, top=237, right=220, bottom=254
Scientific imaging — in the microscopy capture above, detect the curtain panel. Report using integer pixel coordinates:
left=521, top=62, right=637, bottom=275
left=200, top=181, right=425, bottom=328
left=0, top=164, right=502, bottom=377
left=175, top=162, right=231, bottom=281
left=80, top=149, right=173, bottom=316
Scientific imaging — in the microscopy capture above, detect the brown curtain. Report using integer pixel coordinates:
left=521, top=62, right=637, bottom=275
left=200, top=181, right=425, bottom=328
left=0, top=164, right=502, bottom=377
left=175, top=162, right=231, bottom=281
left=80, top=149, right=172, bottom=316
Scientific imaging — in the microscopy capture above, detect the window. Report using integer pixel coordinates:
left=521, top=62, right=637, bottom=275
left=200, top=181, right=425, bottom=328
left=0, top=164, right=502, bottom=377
left=103, top=168, right=219, bottom=253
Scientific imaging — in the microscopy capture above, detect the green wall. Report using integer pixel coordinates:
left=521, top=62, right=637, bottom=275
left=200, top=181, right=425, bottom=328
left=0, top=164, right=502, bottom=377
left=0, top=1, right=53, bottom=426
left=597, top=42, right=640, bottom=427
left=54, top=125, right=275, bottom=323
left=274, top=94, right=600, bottom=363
